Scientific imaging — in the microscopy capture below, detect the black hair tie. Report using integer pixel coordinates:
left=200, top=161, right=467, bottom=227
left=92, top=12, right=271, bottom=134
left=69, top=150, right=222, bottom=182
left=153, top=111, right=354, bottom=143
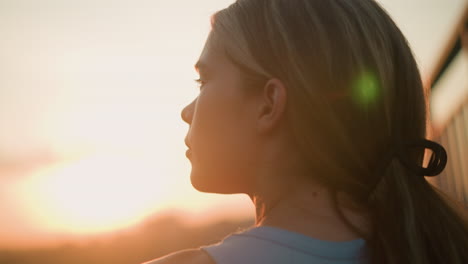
left=393, top=139, right=447, bottom=177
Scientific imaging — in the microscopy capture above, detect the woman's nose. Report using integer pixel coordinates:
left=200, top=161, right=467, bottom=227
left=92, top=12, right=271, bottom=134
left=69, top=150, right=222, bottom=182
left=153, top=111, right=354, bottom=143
left=181, top=99, right=195, bottom=124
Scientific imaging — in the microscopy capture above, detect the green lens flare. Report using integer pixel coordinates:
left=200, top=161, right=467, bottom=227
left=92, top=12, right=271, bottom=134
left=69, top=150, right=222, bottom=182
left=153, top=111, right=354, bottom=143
left=352, top=70, right=380, bottom=108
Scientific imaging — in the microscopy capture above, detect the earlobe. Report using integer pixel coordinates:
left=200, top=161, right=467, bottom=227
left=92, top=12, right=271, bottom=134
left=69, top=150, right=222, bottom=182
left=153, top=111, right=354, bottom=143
left=257, top=78, right=287, bottom=133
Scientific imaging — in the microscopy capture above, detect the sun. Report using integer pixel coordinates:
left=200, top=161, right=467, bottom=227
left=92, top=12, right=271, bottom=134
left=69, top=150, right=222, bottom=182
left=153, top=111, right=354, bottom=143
left=19, top=151, right=173, bottom=235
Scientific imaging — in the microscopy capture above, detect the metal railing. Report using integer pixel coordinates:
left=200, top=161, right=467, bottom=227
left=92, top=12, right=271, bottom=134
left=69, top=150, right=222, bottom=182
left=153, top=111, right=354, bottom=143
left=430, top=5, right=468, bottom=204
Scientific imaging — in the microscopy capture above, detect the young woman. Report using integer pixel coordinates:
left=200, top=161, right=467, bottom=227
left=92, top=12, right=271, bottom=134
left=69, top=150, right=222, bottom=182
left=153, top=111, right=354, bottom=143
left=145, top=0, right=468, bottom=263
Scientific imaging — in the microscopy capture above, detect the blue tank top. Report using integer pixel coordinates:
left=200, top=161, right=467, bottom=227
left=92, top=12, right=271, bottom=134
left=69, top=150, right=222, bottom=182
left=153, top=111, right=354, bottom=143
left=201, top=226, right=368, bottom=264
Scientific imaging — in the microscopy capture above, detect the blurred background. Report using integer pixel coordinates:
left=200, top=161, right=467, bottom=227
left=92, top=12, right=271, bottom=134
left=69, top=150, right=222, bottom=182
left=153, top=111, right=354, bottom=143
left=0, top=0, right=466, bottom=263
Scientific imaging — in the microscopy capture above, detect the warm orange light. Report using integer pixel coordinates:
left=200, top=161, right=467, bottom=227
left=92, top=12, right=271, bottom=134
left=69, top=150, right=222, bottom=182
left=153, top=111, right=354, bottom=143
left=18, top=151, right=173, bottom=235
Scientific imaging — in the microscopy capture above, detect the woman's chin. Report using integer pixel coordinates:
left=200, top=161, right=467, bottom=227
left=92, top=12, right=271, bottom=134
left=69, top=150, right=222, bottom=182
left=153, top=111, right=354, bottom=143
left=190, top=171, right=246, bottom=194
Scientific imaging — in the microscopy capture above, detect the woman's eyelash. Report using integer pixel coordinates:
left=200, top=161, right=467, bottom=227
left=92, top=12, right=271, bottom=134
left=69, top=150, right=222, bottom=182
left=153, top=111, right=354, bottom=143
left=194, top=78, right=205, bottom=87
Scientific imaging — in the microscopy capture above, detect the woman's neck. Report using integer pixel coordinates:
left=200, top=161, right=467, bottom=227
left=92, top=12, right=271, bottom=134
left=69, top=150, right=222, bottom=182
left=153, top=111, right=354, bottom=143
left=250, top=181, right=369, bottom=241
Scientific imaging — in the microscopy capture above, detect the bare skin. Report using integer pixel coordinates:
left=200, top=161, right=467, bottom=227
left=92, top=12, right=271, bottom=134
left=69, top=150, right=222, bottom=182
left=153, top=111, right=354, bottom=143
left=146, top=136, right=367, bottom=264
left=145, top=186, right=368, bottom=264
left=146, top=34, right=369, bottom=264
left=143, top=249, right=215, bottom=264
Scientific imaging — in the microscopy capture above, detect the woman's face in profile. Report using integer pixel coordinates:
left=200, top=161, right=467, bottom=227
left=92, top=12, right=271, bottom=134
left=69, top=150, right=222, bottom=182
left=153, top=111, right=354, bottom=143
left=181, top=35, right=260, bottom=194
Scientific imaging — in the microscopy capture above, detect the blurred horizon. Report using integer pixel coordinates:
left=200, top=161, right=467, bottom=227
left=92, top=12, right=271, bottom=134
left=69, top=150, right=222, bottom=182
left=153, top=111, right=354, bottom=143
left=0, top=212, right=255, bottom=264
left=0, top=0, right=466, bottom=254
left=0, top=207, right=253, bottom=250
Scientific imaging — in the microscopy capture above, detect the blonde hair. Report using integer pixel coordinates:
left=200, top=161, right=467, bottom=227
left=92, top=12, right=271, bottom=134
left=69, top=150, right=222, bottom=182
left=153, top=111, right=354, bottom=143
left=210, top=0, right=468, bottom=263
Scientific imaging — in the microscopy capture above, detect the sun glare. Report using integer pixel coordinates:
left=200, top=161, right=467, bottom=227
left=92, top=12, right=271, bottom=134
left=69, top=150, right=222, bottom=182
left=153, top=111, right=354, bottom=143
left=18, top=151, right=173, bottom=234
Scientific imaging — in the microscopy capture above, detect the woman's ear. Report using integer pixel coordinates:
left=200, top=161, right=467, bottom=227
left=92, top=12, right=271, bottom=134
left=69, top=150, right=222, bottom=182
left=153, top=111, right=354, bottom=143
left=256, top=78, right=287, bottom=134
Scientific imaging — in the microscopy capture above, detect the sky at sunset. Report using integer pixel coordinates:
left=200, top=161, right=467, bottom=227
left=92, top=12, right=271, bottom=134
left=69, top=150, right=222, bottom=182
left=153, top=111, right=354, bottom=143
left=0, top=0, right=466, bottom=248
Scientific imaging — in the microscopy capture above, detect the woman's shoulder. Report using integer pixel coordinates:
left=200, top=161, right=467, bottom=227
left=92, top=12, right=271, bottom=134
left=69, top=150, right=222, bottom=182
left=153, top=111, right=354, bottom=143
left=143, top=249, right=215, bottom=264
